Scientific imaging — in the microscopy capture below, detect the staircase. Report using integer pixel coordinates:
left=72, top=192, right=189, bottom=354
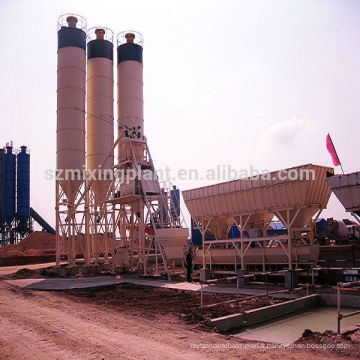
left=111, top=136, right=189, bottom=279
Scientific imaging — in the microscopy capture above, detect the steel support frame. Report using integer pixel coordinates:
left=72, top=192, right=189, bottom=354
left=55, top=180, right=88, bottom=267
left=88, top=188, right=115, bottom=267
left=195, top=206, right=322, bottom=273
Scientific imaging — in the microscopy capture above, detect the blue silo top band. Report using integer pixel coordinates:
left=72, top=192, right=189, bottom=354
left=117, top=43, right=143, bottom=64
left=87, top=40, right=113, bottom=60
left=58, top=26, right=86, bottom=50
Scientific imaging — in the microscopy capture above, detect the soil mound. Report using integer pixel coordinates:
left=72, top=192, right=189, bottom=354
left=0, top=231, right=55, bottom=257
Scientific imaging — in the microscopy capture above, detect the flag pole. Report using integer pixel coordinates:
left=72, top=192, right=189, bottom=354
left=328, top=133, right=345, bottom=174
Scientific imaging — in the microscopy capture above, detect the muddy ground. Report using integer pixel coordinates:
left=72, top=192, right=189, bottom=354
left=296, top=328, right=360, bottom=359
left=60, top=283, right=283, bottom=329
left=1, top=268, right=360, bottom=359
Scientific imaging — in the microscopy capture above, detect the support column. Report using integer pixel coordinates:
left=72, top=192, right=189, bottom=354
left=202, top=234, right=206, bottom=270
left=111, top=204, right=116, bottom=273
left=155, top=238, right=159, bottom=276
left=104, top=207, right=109, bottom=265
left=139, top=201, right=146, bottom=276
left=67, top=205, right=73, bottom=266
left=240, top=217, right=244, bottom=270
left=287, top=210, right=292, bottom=270
left=285, top=269, right=297, bottom=290
left=71, top=212, right=76, bottom=267
left=237, top=269, right=249, bottom=286
left=94, top=207, right=99, bottom=266
left=55, top=181, right=60, bottom=266
left=84, top=191, right=90, bottom=266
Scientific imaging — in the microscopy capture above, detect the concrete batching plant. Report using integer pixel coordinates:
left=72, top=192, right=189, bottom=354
left=55, top=13, right=342, bottom=286
left=55, top=14, right=351, bottom=289
left=55, top=14, right=189, bottom=277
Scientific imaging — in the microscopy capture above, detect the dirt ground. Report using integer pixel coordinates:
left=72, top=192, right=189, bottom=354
left=1, top=277, right=360, bottom=360
left=59, top=283, right=284, bottom=328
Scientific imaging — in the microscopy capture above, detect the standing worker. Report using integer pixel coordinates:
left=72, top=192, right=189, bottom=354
left=185, top=248, right=193, bottom=282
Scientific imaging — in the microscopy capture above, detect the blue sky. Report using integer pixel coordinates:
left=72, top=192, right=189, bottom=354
left=1, top=0, right=359, bottom=226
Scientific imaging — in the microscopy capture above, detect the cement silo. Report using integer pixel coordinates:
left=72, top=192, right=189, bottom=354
left=57, top=14, right=86, bottom=203
left=87, top=27, right=114, bottom=205
left=2, top=146, right=16, bottom=226
left=16, top=146, right=30, bottom=233
left=116, top=31, right=143, bottom=161
left=0, top=149, right=3, bottom=228
left=56, top=14, right=87, bottom=267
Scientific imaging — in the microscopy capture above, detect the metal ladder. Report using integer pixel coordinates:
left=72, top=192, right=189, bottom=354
left=125, top=137, right=187, bottom=279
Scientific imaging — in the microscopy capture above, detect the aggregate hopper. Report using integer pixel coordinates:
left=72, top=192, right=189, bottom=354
left=154, top=228, right=189, bottom=263
left=183, top=164, right=333, bottom=269
left=327, top=171, right=360, bottom=222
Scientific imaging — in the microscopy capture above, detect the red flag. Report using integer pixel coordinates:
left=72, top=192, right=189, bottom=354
left=326, top=133, right=340, bottom=166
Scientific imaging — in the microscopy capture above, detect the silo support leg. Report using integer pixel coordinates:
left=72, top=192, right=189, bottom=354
left=84, top=193, right=90, bottom=266
left=111, top=204, right=116, bottom=273
left=233, top=215, right=250, bottom=270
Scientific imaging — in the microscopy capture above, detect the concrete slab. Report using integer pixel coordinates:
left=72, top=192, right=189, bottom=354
left=5, top=276, right=123, bottom=291
left=118, top=278, right=302, bottom=299
left=4, top=274, right=302, bottom=299
left=116, top=277, right=302, bottom=299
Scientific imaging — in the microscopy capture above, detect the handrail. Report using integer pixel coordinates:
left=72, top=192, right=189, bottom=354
left=200, top=286, right=307, bottom=309
left=199, top=268, right=305, bottom=307
left=204, top=268, right=303, bottom=285
left=337, top=280, right=360, bottom=334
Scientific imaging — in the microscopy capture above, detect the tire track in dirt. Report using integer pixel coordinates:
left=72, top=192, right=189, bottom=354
left=0, top=282, right=347, bottom=360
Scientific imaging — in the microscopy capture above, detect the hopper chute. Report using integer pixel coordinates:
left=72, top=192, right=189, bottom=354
left=327, top=171, right=360, bottom=218
left=183, top=164, right=333, bottom=270
left=183, top=164, right=333, bottom=236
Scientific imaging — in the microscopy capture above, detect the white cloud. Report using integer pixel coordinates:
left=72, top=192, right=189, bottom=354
left=261, top=117, right=316, bottom=146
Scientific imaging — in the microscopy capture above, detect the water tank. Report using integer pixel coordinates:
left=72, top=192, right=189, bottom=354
left=87, top=27, right=114, bottom=205
left=0, top=148, right=3, bottom=226
left=117, top=31, right=143, bottom=161
left=57, top=14, right=86, bottom=202
left=2, top=146, right=16, bottom=225
left=16, top=146, right=30, bottom=228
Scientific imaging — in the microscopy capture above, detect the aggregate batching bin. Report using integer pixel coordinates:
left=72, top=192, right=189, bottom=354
left=327, top=171, right=360, bottom=216
left=183, top=164, right=333, bottom=238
